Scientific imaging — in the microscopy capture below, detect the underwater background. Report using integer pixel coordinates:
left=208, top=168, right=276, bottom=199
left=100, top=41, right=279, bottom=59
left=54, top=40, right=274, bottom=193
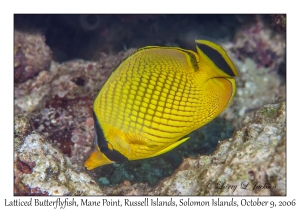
left=14, top=14, right=286, bottom=195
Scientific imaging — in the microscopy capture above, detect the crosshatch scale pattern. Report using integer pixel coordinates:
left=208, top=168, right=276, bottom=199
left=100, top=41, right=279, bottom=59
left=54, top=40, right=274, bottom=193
left=93, top=47, right=225, bottom=158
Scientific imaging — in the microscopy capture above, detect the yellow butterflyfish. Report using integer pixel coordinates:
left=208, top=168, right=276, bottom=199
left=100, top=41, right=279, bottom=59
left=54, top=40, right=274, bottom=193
left=85, top=39, right=238, bottom=170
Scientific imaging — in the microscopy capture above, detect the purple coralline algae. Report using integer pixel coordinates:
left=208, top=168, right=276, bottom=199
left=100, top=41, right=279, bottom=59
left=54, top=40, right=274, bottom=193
left=228, top=15, right=285, bottom=71
left=220, top=16, right=286, bottom=127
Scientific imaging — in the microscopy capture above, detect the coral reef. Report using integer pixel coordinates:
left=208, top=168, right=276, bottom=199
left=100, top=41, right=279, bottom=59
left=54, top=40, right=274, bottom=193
left=220, top=15, right=286, bottom=127
left=14, top=102, right=286, bottom=195
left=229, top=15, right=285, bottom=71
left=14, top=115, right=103, bottom=195
left=14, top=30, right=52, bottom=83
left=14, top=14, right=286, bottom=195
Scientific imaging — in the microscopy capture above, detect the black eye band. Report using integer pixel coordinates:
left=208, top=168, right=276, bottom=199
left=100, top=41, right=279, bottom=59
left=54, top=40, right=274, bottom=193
left=197, top=43, right=235, bottom=77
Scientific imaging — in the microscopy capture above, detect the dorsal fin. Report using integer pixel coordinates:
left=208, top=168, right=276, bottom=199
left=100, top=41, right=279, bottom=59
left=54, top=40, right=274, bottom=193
left=195, top=40, right=238, bottom=78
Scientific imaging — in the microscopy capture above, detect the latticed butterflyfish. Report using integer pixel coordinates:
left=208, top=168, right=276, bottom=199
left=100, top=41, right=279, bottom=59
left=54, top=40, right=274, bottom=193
left=85, top=40, right=238, bottom=170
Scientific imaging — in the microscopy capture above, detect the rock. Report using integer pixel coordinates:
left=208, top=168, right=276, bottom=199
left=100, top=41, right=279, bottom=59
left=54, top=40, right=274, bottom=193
left=14, top=30, right=52, bottom=83
left=14, top=115, right=103, bottom=196
left=14, top=102, right=286, bottom=195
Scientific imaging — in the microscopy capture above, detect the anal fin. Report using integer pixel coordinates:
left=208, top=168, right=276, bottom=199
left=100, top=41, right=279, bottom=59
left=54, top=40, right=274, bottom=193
left=151, top=136, right=190, bottom=157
